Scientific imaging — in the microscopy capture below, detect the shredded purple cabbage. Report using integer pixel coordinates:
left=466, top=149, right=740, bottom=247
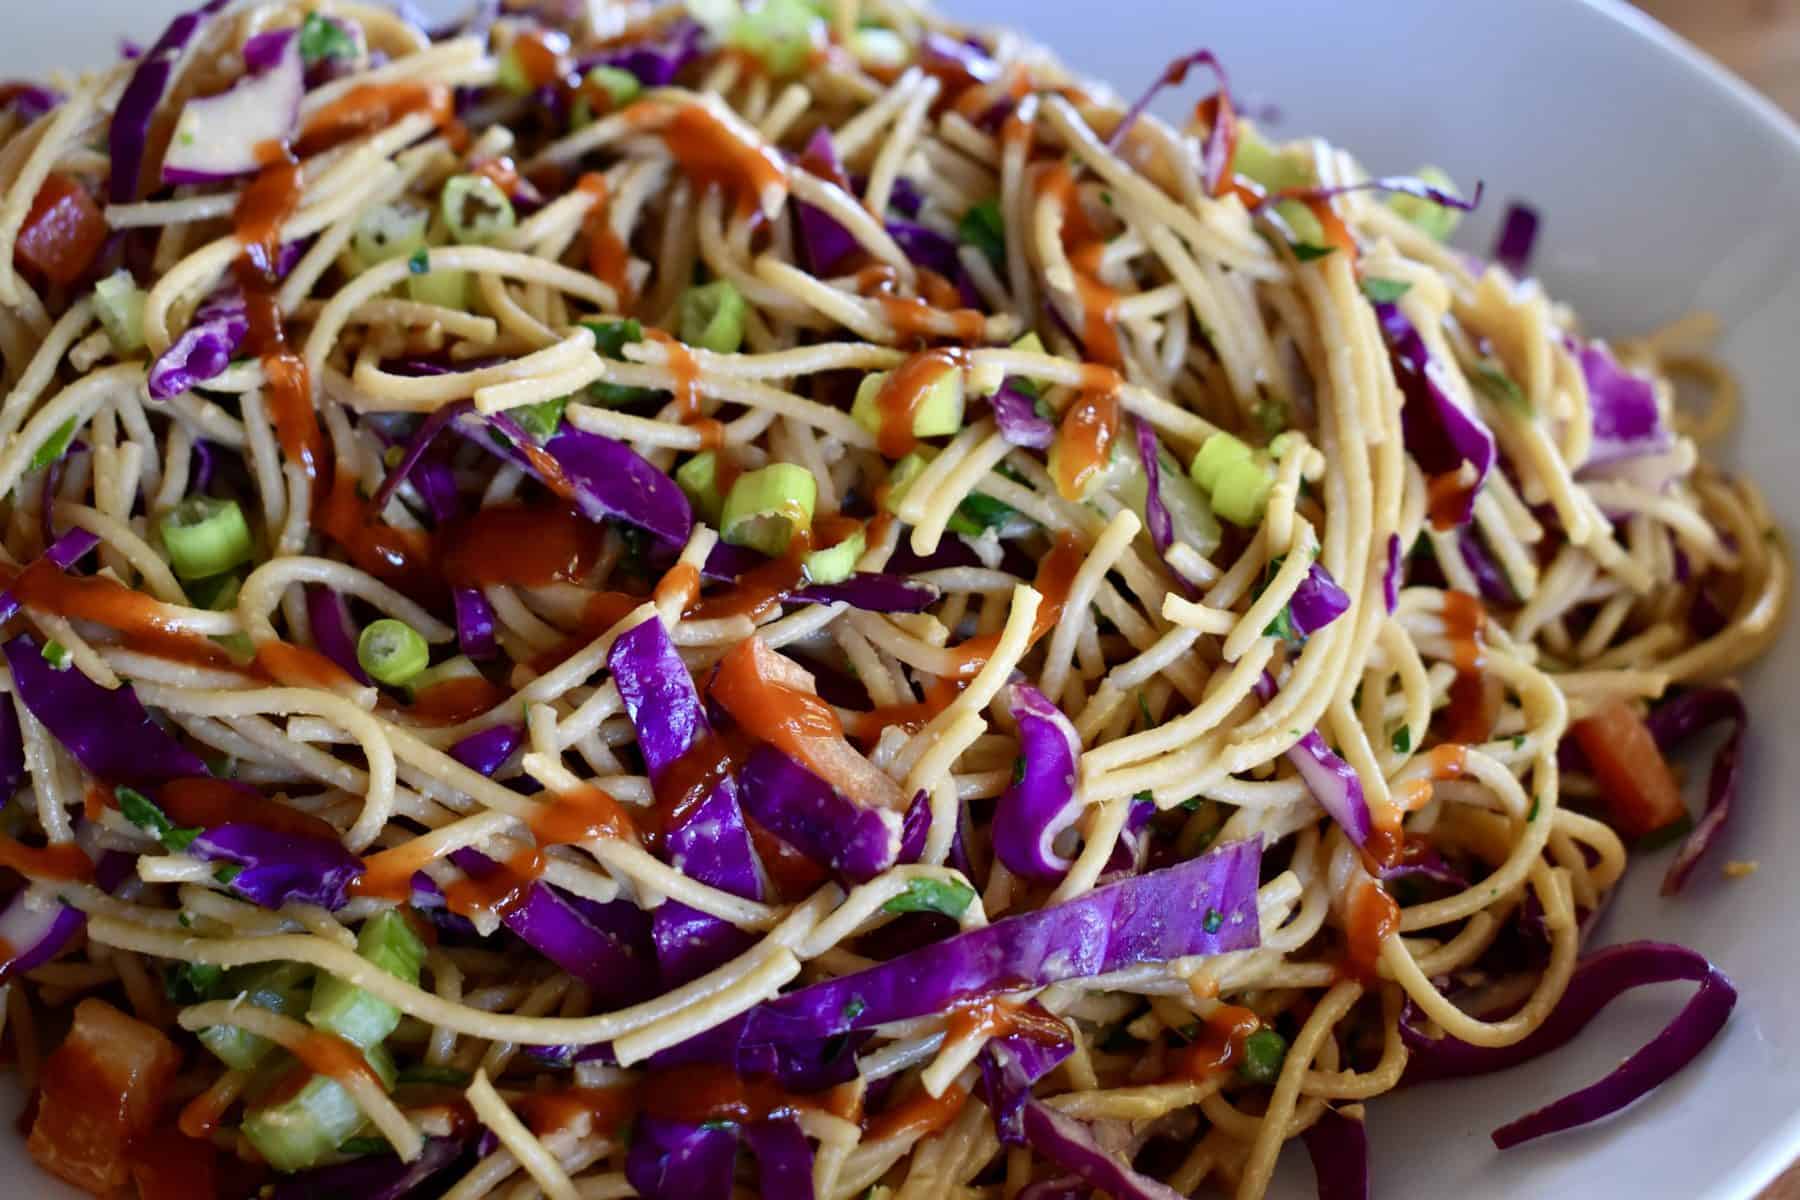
left=147, top=286, right=249, bottom=400
left=1376, top=302, right=1496, bottom=528
left=304, top=585, right=370, bottom=685
left=1107, top=49, right=1232, bottom=197
left=993, top=683, right=1085, bottom=882
left=1302, top=1108, right=1372, bottom=1200
left=108, top=0, right=230, bottom=202
left=1492, top=202, right=1540, bottom=276
left=1644, top=688, right=1747, bottom=895
left=737, top=746, right=901, bottom=884
left=189, top=822, right=365, bottom=910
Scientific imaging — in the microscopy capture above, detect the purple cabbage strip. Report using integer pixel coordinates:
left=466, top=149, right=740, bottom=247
left=304, top=585, right=370, bottom=684
left=1255, top=672, right=1372, bottom=848
left=625, top=1118, right=738, bottom=1200
left=147, top=285, right=248, bottom=400
left=1, top=85, right=62, bottom=125
left=1289, top=560, right=1351, bottom=638
left=0, top=888, right=86, bottom=987
left=1491, top=201, right=1541, bottom=276
left=1571, top=338, right=1672, bottom=472
left=370, top=399, right=473, bottom=514
left=448, top=723, right=523, bottom=777
left=453, top=587, right=498, bottom=661
left=1383, top=532, right=1402, bottom=613
left=240, top=27, right=296, bottom=72
left=919, top=31, right=999, bottom=84
left=1301, top=1108, right=1372, bottom=1200
left=885, top=218, right=963, bottom=278
left=1645, top=688, right=1747, bottom=895
left=107, top=0, right=230, bottom=203
left=667, top=837, right=1261, bottom=1064
left=1106, top=49, right=1231, bottom=196
left=889, top=176, right=925, bottom=218
left=1402, top=941, right=1735, bottom=1149
left=1134, top=420, right=1174, bottom=554
left=1456, top=532, right=1514, bottom=607
left=1271, top=175, right=1483, bottom=214
left=983, top=1040, right=1183, bottom=1200
left=741, top=1119, right=816, bottom=1200
left=450, top=847, right=658, bottom=1006
left=189, top=822, right=365, bottom=910
left=3, top=631, right=207, bottom=783
left=578, top=18, right=705, bottom=88
left=794, top=126, right=859, bottom=275
left=737, top=745, right=902, bottom=884
left=608, top=616, right=763, bottom=983
left=897, top=789, right=932, bottom=863
left=0, top=527, right=99, bottom=626
left=1375, top=302, right=1496, bottom=528
left=1377, top=845, right=1468, bottom=892
left=789, top=572, right=940, bottom=613
left=993, top=683, right=1085, bottom=882
left=991, top=381, right=1054, bottom=449
left=189, top=436, right=219, bottom=494
left=0, top=698, right=22, bottom=797
left=265, top=1136, right=468, bottom=1200
left=459, top=411, right=693, bottom=547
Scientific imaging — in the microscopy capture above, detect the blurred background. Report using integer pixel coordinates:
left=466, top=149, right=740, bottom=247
left=1638, top=0, right=1800, bottom=114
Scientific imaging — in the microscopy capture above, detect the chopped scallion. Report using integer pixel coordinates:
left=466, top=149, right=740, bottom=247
left=802, top=525, right=866, bottom=585
left=29, top=416, right=78, bottom=472
left=958, top=199, right=1005, bottom=269
left=93, top=270, right=146, bottom=352
left=356, top=619, right=429, bottom=687
left=677, top=280, right=748, bottom=354
left=441, top=174, right=516, bottom=245
left=159, top=496, right=254, bottom=581
left=720, top=463, right=817, bottom=556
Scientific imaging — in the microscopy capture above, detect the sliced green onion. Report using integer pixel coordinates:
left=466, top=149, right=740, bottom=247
left=726, top=0, right=824, bottom=76
left=851, top=369, right=964, bottom=441
left=802, top=525, right=865, bottom=585
left=494, top=44, right=534, bottom=97
left=441, top=174, right=516, bottom=245
left=93, top=270, right=146, bottom=352
left=571, top=66, right=641, bottom=128
left=675, top=450, right=726, bottom=526
left=678, top=280, right=748, bottom=354
left=197, top=963, right=311, bottom=1070
left=1236, top=1027, right=1288, bottom=1085
left=580, top=318, right=656, bottom=406
left=407, top=265, right=469, bottom=309
left=1230, top=129, right=1313, bottom=193
left=1360, top=277, right=1411, bottom=304
left=957, top=199, right=1005, bottom=270
left=242, top=1042, right=395, bottom=1173
left=357, top=619, right=429, bottom=687
left=351, top=202, right=429, bottom=269
left=720, top=463, right=817, bottom=556
left=1471, top=359, right=1530, bottom=412
left=117, top=785, right=200, bottom=853
left=849, top=26, right=908, bottom=70
left=307, top=910, right=426, bottom=1050
left=1386, top=166, right=1465, bottom=241
left=1190, top=432, right=1255, bottom=493
left=1272, top=198, right=1331, bottom=259
left=881, top=876, right=975, bottom=918
left=510, top=395, right=568, bottom=442
left=29, top=416, right=78, bottom=472
left=1211, top=456, right=1275, bottom=527
left=945, top=492, right=1019, bottom=538
left=298, top=12, right=357, bottom=66
left=160, top=496, right=254, bottom=582
left=881, top=450, right=934, bottom=514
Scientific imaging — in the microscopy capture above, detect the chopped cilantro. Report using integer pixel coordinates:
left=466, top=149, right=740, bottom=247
left=957, top=200, right=1005, bottom=270
left=214, top=864, right=244, bottom=886
left=946, top=491, right=1020, bottom=537
left=407, top=247, right=430, bottom=275
left=510, top=395, right=568, bottom=442
left=1391, top=726, right=1412, bottom=755
left=1202, top=907, right=1224, bottom=934
left=1512, top=733, right=1526, bottom=751
left=29, top=417, right=78, bottom=471
left=1360, top=277, right=1411, bottom=303
left=162, top=961, right=224, bottom=1004
left=1291, top=242, right=1335, bottom=262
left=337, top=1137, right=389, bottom=1157
left=841, top=996, right=866, bottom=1022
left=1527, top=795, right=1540, bottom=822
left=117, top=786, right=201, bottom=854
left=1011, top=756, right=1026, bottom=785
left=882, top=876, right=976, bottom=919
left=1472, top=359, right=1529, bottom=412
left=1137, top=691, right=1154, bottom=731
left=299, top=13, right=357, bottom=65
left=580, top=318, right=657, bottom=407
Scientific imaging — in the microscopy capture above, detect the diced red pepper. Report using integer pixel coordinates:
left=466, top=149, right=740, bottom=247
left=14, top=173, right=107, bottom=286
left=27, top=997, right=181, bottom=1195
left=1571, top=700, right=1687, bottom=840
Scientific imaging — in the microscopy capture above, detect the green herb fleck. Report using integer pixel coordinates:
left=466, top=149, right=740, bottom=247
left=337, top=1137, right=389, bottom=1157
left=29, top=417, right=78, bottom=472
left=945, top=491, right=1020, bottom=537
left=1011, top=756, right=1026, bottom=786
left=510, top=395, right=568, bottom=442
left=117, top=786, right=202, bottom=854
left=1360, top=277, right=1412, bottom=304
left=214, top=864, right=244, bottom=886
left=841, top=996, right=866, bottom=1022
left=1512, top=733, right=1526, bottom=751
left=1202, top=907, right=1224, bottom=934
left=162, top=961, right=224, bottom=1004
left=1137, top=691, right=1155, bottom=731
left=299, top=12, right=358, bottom=65
left=1291, top=242, right=1335, bottom=262
left=1527, top=795, right=1540, bottom=822
left=1472, top=359, right=1529, bottom=412
left=407, top=247, right=430, bottom=275
left=40, top=640, right=71, bottom=670
left=1391, top=726, right=1412, bottom=755
left=1236, top=1028, right=1288, bottom=1085
left=957, top=199, right=1005, bottom=270
left=882, top=876, right=976, bottom=919
left=580, top=318, right=657, bottom=406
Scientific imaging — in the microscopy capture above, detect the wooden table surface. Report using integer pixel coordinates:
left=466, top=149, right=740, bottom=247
left=1625, top=8, right=1799, bottom=1198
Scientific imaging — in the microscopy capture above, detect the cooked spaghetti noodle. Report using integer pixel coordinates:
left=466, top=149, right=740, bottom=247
left=0, top=3, right=1785, bottom=1199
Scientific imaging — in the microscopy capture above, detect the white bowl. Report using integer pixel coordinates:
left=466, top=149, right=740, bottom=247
left=4, top=2, right=1797, bottom=1197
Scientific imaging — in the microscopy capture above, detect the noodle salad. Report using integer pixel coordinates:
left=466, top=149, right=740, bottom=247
left=0, top=2, right=1786, bottom=1197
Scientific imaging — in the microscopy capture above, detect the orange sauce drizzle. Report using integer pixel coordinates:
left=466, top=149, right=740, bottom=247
left=642, top=328, right=701, bottom=423
left=411, top=675, right=509, bottom=725
left=156, top=777, right=339, bottom=842
left=1342, top=879, right=1399, bottom=983
left=870, top=348, right=968, bottom=458
left=441, top=846, right=543, bottom=921
left=944, top=996, right=1070, bottom=1045
left=941, top=531, right=1083, bottom=678
left=1036, top=162, right=1121, bottom=366
left=438, top=504, right=604, bottom=588
left=864, top=1084, right=970, bottom=1143
left=1169, top=1004, right=1261, bottom=1080
left=254, top=640, right=357, bottom=692
left=526, top=784, right=637, bottom=847
left=627, top=98, right=786, bottom=218
left=645, top=731, right=749, bottom=851
left=314, top=469, right=437, bottom=598
left=514, top=1086, right=635, bottom=1140
left=652, top=561, right=701, bottom=612
left=708, top=638, right=847, bottom=767
left=576, top=173, right=632, bottom=307
left=1441, top=590, right=1496, bottom=744
left=0, top=835, right=94, bottom=882
left=686, top=531, right=812, bottom=624
left=1051, top=387, right=1120, bottom=500
left=290, top=1031, right=381, bottom=1090
left=298, top=82, right=452, bottom=155
left=9, top=557, right=237, bottom=670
